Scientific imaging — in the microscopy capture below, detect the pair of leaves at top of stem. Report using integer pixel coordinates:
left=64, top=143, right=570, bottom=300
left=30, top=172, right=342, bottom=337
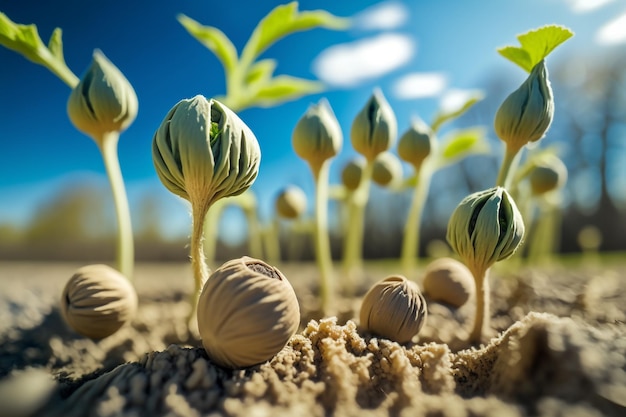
left=498, top=24, right=574, bottom=72
left=178, top=1, right=350, bottom=111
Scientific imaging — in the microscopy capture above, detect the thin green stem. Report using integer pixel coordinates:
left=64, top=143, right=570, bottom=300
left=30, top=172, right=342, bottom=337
left=342, top=160, right=374, bottom=292
left=311, top=161, right=334, bottom=314
left=97, top=132, right=133, bottom=280
left=469, top=266, right=490, bottom=344
left=496, top=144, right=522, bottom=188
left=400, top=161, right=433, bottom=276
left=203, top=200, right=224, bottom=270
left=190, top=201, right=210, bottom=328
left=263, top=217, right=281, bottom=265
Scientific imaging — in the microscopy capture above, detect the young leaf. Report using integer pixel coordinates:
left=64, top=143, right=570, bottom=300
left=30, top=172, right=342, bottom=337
left=241, top=2, right=349, bottom=63
left=437, top=127, right=490, bottom=168
left=431, top=91, right=485, bottom=132
left=0, top=12, right=77, bottom=87
left=245, top=58, right=277, bottom=86
left=498, top=25, right=574, bottom=72
left=252, top=75, right=324, bottom=107
left=177, top=14, right=238, bottom=74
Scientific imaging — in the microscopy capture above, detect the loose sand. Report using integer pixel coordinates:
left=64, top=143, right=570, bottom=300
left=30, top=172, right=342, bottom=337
left=0, top=260, right=624, bottom=416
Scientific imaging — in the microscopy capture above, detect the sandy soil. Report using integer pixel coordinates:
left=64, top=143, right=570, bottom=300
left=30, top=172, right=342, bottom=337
left=0, top=260, right=624, bottom=417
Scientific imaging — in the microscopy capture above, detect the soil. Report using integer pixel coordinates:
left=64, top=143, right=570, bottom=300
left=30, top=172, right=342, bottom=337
left=0, top=259, right=624, bottom=417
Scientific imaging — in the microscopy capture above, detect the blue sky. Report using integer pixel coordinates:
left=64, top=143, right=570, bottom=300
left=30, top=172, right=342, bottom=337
left=1, top=0, right=625, bottom=241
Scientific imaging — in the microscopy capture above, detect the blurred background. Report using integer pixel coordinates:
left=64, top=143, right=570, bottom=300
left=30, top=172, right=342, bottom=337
left=1, top=0, right=625, bottom=263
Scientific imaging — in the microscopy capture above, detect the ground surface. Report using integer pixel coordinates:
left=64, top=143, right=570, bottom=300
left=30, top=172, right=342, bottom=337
left=0, top=259, right=625, bottom=417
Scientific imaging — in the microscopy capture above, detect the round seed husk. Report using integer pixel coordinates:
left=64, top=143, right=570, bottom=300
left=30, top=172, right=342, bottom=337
left=422, top=257, right=474, bottom=307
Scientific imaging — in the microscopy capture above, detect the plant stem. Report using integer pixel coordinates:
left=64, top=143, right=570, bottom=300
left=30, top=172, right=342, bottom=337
left=311, top=161, right=334, bottom=313
left=496, top=144, right=521, bottom=188
left=190, top=201, right=210, bottom=328
left=400, top=161, right=433, bottom=276
left=263, top=217, right=281, bottom=265
left=203, top=200, right=224, bottom=270
left=342, top=160, right=374, bottom=292
left=97, top=132, right=134, bottom=280
left=469, top=266, right=490, bottom=344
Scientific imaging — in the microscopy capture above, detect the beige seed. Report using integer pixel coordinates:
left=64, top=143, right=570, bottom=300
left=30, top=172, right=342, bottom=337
left=360, top=275, right=427, bottom=343
left=197, top=257, right=300, bottom=369
left=60, top=264, right=137, bottom=339
left=422, top=257, right=474, bottom=308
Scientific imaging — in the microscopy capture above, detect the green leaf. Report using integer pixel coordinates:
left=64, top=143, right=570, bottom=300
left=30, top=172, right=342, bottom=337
left=241, top=2, right=350, bottom=63
left=250, top=75, right=324, bottom=107
left=0, top=12, right=47, bottom=64
left=437, top=127, right=490, bottom=168
left=177, top=14, right=238, bottom=74
left=47, top=27, right=64, bottom=60
left=431, top=91, right=485, bottom=132
left=245, top=58, right=276, bottom=86
left=497, top=25, right=574, bottom=72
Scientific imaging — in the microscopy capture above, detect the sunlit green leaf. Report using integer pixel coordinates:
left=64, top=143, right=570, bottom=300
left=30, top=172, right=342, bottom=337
left=497, top=25, right=574, bottom=72
left=177, top=14, right=238, bottom=74
left=47, top=28, right=64, bottom=60
left=242, top=2, right=349, bottom=63
left=251, top=75, right=324, bottom=107
left=0, top=12, right=47, bottom=64
left=437, top=127, right=490, bottom=167
left=431, top=91, right=485, bottom=132
left=245, top=58, right=276, bottom=86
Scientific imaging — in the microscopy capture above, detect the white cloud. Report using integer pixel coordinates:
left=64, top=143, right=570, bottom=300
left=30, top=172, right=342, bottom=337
left=565, top=0, right=614, bottom=13
left=355, top=1, right=409, bottom=30
left=313, top=34, right=414, bottom=87
left=439, top=89, right=484, bottom=113
left=392, top=72, right=447, bottom=100
left=596, top=12, right=626, bottom=45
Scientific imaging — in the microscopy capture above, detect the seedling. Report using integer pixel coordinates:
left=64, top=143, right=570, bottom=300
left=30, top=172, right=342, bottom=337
left=152, top=96, right=261, bottom=327
left=292, top=99, right=342, bottom=313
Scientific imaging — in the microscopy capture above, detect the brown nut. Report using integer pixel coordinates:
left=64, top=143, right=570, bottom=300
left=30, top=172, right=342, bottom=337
left=60, top=264, right=137, bottom=339
left=360, top=275, right=427, bottom=343
left=422, top=257, right=474, bottom=307
left=197, top=257, right=300, bottom=369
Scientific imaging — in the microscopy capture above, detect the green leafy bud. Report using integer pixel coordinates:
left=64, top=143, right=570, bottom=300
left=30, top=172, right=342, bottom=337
left=372, top=151, right=403, bottom=187
left=275, top=185, right=307, bottom=219
left=152, top=95, right=261, bottom=209
left=292, top=99, right=342, bottom=169
left=397, top=117, right=435, bottom=171
left=351, top=88, right=397, bottom=162
left=67, top=50, right=138, bottom=141
left=446, top=187, right=525, bottom=274
left=341, top=157, right=365, bottom=191
left=529, top=155, right=567, bottom=195
left=494, top=60, right=554, bottom=151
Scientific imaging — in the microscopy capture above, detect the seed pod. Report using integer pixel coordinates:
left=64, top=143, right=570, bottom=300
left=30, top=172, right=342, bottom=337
left=152, top=96, right=261, bottom=208
left=529, top=155, right=567, bottom=196
left=397, top=117, right=435, bottom=171
left=422, top=257, right=474, bottom=307
left=360, top=275, right=427, bottom=343
left=275, top=185, right=307, bottom=219
left=494, top=60, right=554, bottom=151
left=341, top=157, right=365, bottom=191
left=372, top=151, right=403, bottom=187
left=351, top=88, right=397, bottom=162
left=60, top=264, right=137, bottom=339
left=197, top=257, right=300, bottom=369
left=292, top=99, right=342, bottom=170
left=67, top=50, right=138, bottom=141
left=446, top=187, right=525, bottom=274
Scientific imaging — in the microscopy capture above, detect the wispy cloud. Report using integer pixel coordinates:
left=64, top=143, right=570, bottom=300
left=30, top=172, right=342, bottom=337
left=313, top=34, right=414, bottom=87
left=354, top=1, right=409, bottom=30
left=595, top=12, right=626, bottom=45
left=392, top=72, right=447, bottom=100
left=565, top=0, right=614, bottom=13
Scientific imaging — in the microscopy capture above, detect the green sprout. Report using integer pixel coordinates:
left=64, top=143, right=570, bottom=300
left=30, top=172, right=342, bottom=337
left=447, top=187, right=525, bottom=343
left=178, top=2, right=349, bottom=112
left=292, top=99, right=342, bottom=314
left=398, top=100, right=489, bottom=276
left=152, top=96, right=261, bottom=328
left=1, top=14, right=137, bottom=280
left=343, top=89, right=397, bottom=284
left=494, top=25, right=573, bottom=188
